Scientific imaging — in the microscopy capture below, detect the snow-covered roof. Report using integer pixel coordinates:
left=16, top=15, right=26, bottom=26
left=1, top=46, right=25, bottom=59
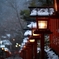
left=2, top=40, right=12, bottom=45
left=23, top=37, right=29, bottom=43
left=20, top=43, right=26, bottom=49
left=24, top=30, right=32, bottom=36
left=6, top=34, right=11, bottom=37
left=3, top=47, right=11, bottom=53
left=30, top=8, right=54, bottom=16
left=27, top=22, right=37, bottom=28
left=0, top=45, right=5, bottom=48
left=1, top=36, right=7, bottom=38
left=4, top=47, right=9, bottom=51
left=23, top=40, right=27, bottom=43
left=21, top=42, right=25, bottom=46
left=0, top=41, right=2, bottom=44
left=30, top=9, right=37, bottom=15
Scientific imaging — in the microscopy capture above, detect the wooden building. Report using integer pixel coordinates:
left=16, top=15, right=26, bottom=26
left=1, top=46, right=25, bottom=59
left=50, top=18, right=59, bottom=55
left=49, top=0, right=59, bottom=55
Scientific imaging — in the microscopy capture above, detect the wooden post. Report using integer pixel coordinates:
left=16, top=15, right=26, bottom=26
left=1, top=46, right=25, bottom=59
left=54, top=0, right=59, bottom=11
left=41, top=34, right=44, bottom=59
left=33, top=40, right=37, bottom=59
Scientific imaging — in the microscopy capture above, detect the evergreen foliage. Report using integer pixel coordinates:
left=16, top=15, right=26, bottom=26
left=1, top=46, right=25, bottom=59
left=20, top=10, right=30, bottom=19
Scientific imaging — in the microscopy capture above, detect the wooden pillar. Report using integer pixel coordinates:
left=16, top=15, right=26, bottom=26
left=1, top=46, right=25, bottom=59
left=54, top=0, right=59, bottom=11
left=41, top=34, right=44, bottom=59
left=25, top=44, right=33, bottom=59
left=33, top=40, right=37, bottom=59
left=56, top=0, right=59, bottom=11
left=29, top=44, right=33, bottom=59
left=20, top=50, right=25, bottom=59
left=25, top=49, right=30, bottom=59
left=23, top=50, right=26, bottom=59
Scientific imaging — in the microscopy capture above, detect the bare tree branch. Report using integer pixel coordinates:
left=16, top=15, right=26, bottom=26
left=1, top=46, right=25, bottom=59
left=5, top=0, right=25, bottom=36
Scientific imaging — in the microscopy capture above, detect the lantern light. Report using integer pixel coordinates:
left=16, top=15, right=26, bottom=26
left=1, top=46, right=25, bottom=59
left=38, top=20, right=47, bottom=29
left=2, top=48, right=4, bottom=50
left=29, top=39, right=35, bottom=42
left=23, top=45, right=26, bottom=48
left=32, top=29, right=40, bottom=36
left=19, top=44, right=21, bottom=47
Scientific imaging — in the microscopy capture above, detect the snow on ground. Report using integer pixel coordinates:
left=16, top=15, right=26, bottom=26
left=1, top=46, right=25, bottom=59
left=45, top=48, right=59, bottom=59
left=37, top=46, right=59, bottom=59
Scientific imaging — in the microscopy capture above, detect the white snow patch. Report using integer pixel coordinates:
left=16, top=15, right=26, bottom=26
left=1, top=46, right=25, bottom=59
left=27, top=22, right=37, bottom=28
left=2, top=40, right=12, bottom=45
left=30, top=9, right=37, bottom=15
left=0, top=45, right=5, bottom=48
left=24, top=30, right=32, bottom=36
left=6, top=34, right=11, bottom=37
left=30, top=8, right=54, bottom=16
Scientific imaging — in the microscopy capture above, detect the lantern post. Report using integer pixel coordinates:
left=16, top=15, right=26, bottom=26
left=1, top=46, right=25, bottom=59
left=29, top=7, right=52, bottom=59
